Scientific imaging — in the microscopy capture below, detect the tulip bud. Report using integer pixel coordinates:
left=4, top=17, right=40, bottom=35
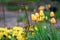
left=50, top=18, right=56, bottom=24
left=25, top=5, right=28, bottom=10
left=34, top=25, right=38, bottom=31
left=45, top=16, right=48, bottom=20
left=34, top=9, right=36, bottom=13
left=50, top=11, right=55, bottom=17
left=44, top=26, right=47, bottom=29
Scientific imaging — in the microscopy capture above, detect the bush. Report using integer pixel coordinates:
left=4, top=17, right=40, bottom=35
left=55, top=10, right=60, bottom=18
left=7, top=5, right=19, bottom=11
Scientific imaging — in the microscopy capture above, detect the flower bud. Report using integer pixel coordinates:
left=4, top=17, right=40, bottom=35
left=34, top=9, right=36, bottom=13
left=45, top=16, right=48, bottom=20
left=50, top=11, right=55, bottom=17
left=50, top=18, right=56, bottom=24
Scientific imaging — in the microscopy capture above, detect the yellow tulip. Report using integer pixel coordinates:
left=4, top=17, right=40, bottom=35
left=16, top=32, right=25, bottom=40
left=8, top=35, right=11, bottom=39
left=7, top=29, right=12, bottom=33
left=38, top=6, right=45, bottom=10
left=5, top=29, right=12, bottom=37
left=18, top=31, right=24, bottom=36
left=0, top=27, right=7, bottom=31
left=0, top=32, right=4, bottom=39
left=3, top=32, right=8, bottom=37
left=4, top=29, right=13, bottom=38
left=17, top=36, right=25, bottom=40
left=13, top=26, right=24, bottom=31
left=42, top=15, right=45, bottom=19
left=29, top=26, right=34, bottom=31
left=37, top=17, right=44, bottom=22
left=31, top=14, right=37, bottom=21
left=50, top=18, right=56, bottom=24
left=0, top=27, right=8, bottom=37
left=12, top=26, right=25, bottom=37
left=12, top=31, right=19, bottom=37
left=39, top=10, right=45, bottom=17
left=35, top=12, right=39, bottom=18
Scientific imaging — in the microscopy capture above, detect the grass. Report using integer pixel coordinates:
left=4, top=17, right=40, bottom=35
left=27, top=22, right=60, bottom=40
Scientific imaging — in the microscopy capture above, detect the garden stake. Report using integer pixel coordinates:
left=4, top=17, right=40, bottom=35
left=24, top=5, right=31, bottom=39
left=24, top=5, right=30, bottom=30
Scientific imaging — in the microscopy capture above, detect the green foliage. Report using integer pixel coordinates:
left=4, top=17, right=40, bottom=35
left=27, top=22, right=60, bottom=40
left=0, top=0, right=10, bottom=4
left=7, top=5, right=19, bottom=11
left=44, top=10, right=60, bottom=18
left=51, top=0, right=60, bottom=2
left=27, top=0, right=40, bottom=3
left=55, top=10, right=60, bottom=18
left=7, top=5, right=35, bottom=11
left=44, top=11, right=50, bottom=19
left=0, top=0, right=23, bottom=3
left=0, top=0, right=40, bottom=4
left=10, top=37, right=17, bottom=40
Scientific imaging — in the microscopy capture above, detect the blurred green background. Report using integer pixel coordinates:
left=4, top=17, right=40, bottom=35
left=0, top=0, right=60, bottom=18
